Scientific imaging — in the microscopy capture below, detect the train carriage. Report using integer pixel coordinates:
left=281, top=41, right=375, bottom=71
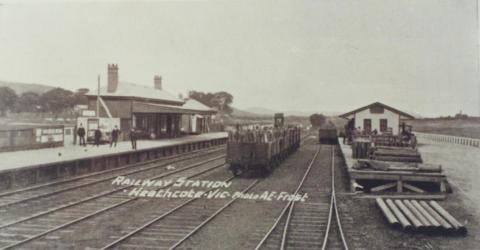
left=318, top=123, right=338, bottom=145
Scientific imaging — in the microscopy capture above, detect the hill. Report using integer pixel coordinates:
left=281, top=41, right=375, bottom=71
left=243, top=107, right=278, bottom=116
left=230, top=107, right=270, bottom=118
left=243, top=107, right=341, bottom=117
left=0, top=80, right=55, bottom=94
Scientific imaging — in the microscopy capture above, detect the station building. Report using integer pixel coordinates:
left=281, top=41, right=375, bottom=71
left=85, top=64, right=217, bottom=139
left=339, top=102, right=415, bottom=135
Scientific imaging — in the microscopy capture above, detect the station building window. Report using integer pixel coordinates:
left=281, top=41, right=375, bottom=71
left=380, top=119, right=388, bottom=132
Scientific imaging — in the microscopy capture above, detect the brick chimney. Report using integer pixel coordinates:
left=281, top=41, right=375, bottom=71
left=107, top=64, right=119, bottom=93
left=154, top=75, right=162, bottom=90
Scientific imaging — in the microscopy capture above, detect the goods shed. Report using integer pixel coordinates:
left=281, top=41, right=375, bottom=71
left=340, top=102, right=415, bottom=136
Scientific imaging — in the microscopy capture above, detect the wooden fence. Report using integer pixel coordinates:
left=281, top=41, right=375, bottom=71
left=415, top=132, right=480, bottom=148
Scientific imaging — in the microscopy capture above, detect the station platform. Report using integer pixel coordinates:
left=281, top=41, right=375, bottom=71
left=0, top=132, right=228, bottom=189
left=339, top=141, right=355, bottom=170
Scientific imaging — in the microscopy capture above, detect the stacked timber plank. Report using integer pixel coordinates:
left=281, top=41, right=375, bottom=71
left=370, top=146, right=423, bottom=163
left=376, top=198, right=466, bottom=235
left=352, top=160, right=445, bottom=193
left=354, top=160, right=441, bottom=173
left=348, top=139, right=449, bottom=193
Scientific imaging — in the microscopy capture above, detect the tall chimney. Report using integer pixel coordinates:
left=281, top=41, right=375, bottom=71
left=107, top=64, right=119, bottom=93
left=154, top=75, right=162, bottom=90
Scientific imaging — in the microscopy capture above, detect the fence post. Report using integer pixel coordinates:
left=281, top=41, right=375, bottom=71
left=415, top=132, right=478, bottom=149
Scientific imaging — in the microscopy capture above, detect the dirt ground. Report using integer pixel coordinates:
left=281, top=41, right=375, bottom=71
left=173, top=139, right=480, bottom=250
left=177, top=140, right=329, bottom=249
left=408, top=118, right=480, bottom=139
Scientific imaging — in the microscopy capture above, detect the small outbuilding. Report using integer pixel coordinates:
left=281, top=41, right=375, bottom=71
left=339, top=102, right=415, bottom=135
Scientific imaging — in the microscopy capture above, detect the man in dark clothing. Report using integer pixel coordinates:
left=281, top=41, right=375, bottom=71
left=110, top=125, right=120, bottom=148
left=77, top=124, right=86, bottom=146
left=130, top=128, right=137, bottom=150
left=94, top=128, right=102, bottom=147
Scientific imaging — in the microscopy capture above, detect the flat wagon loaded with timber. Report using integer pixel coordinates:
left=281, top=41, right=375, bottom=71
left=227, top=113, right=301, bottom=177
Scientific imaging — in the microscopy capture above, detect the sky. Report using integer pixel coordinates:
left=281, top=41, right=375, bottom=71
left=0, top=0, right=479, bottom=117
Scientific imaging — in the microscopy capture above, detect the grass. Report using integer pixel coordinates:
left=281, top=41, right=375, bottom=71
left=408, top=117, right=480, bottom=139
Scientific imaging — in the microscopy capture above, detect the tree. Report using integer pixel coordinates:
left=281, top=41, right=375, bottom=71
left=39, top=88, right=76, bottom=114
left=0, top=87, right=18, bottom=116
left=189, top=90, right=234, bottom=115
left=73, top=88, right=89, bottom=105
left=309, top=113, right=326, bottom=127
left=14, top=91, right=40, bottom=113
left=211, top=91, right=233, bottom=114
left=454, top=111, right=468, bottom=119
left=188, top=91, right=212, bottom=106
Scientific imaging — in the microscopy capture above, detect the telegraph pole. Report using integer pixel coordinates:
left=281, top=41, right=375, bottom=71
left=477, top=0, right=480, bottom=116
left=97, top=75, right=100, bottom=118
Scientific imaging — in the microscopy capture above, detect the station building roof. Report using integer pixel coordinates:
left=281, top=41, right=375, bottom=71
left=86, top=81, right=184, bottom=105
left=132, top=100, right=216, bottom=115
left=182, top=99, right=217, bottom=113
left=339, top=102, right=415, bottom=119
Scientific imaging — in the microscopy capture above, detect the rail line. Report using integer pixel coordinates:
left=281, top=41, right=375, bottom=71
left=97, top=176, right=259, bottom=250
left=0, top=131, right=315, bottom=249
left=0, top=154, right=227, bottom=249
left=322, top=146, right=349, bottom=250
left=98, top=132, right=316, bottom=249
left=0, top=145, right=225, bottom=207
left=0, top=149, right=225, bottom=227
left=253, top=145, right=349, bottom=250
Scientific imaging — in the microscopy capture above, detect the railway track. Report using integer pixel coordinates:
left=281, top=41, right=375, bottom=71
left=95, top=132, right=317, bottom=249
left=0, top=145, right=225, bottom=207
left=0, top=148, right=228, bottom=249
left=98, top=176, right=259, bottom=250
left=0, top=132, right=317, bottom=249
left=253, top=145, right=349, bottom=250
left=0, top=147, right=225, bottom=225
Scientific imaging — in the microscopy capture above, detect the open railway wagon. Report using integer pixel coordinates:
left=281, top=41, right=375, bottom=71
left=227, top=126, right=301, bottom=177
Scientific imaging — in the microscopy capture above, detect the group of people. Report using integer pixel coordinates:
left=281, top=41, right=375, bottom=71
left=342, top=122, right=416, bottom=147
left=343, top=126, right=380, bottom=144
left=76, top=124, right=138, bottom=150
left=228, top=126, right=298, bottom=143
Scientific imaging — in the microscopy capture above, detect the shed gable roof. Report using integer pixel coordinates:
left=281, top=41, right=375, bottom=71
left=339, top=102, right=415, bottom=119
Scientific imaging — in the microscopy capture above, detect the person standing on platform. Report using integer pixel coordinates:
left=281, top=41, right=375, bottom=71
left=77, top=123, right=86, bottom=146
left=342, top=123, right=349, bottom=144
left=110, top=125, right=120, bottom=148
left=130, top=128, right=137, bottom=150
left=94, top=128, right=102, bottom=147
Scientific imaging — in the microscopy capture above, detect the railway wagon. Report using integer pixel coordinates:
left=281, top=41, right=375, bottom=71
left=227, top=127, right=300, bottom=177
left=318, top=127, right=338, bottom=145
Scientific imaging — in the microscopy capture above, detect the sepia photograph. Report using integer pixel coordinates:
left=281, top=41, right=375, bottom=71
left=0, top=0, right=479, bottom=249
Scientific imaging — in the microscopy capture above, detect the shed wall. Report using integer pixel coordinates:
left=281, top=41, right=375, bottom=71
left=354, top=108, right=400, bottom=135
